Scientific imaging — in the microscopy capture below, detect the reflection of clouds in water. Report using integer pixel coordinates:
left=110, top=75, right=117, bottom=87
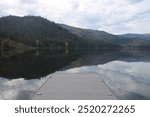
left=64, top=61, right=150, bottom=83
left=64, top=66, right=99, bottom=73
left=64, top=61, right=150, bottom=99
left=0, top=77, right=48, bottom=100
left=1, top=61, right=150, bottom=100
left=100, top=61, right=150, bottom=79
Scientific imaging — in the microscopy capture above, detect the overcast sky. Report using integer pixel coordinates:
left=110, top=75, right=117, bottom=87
left=0, top=0, right=150, bottom=34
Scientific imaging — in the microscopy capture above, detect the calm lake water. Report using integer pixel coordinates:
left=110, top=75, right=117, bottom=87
left=0, top=49, right=150, bottom=100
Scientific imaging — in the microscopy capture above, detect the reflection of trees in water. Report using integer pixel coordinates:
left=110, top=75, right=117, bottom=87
left=0, top=49, right=150, bottom=80
left=63, top=49, right=150, bottom=70
left=0, top=49, right=29, bottom=59
left=121, top=49, right=150, bottom=57
left=0, top=49, right=81, bottom=79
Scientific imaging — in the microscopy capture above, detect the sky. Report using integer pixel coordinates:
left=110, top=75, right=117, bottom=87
left=0, top=0, right=150, bottom=34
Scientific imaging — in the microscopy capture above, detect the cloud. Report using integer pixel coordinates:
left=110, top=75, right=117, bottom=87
left=0, top=0, right=35, bottom=16
left=19, top=0, right=37, bottom=4
left=0, top=0, right=150, bottom=34
left=128, top=0, right=143, bottom=4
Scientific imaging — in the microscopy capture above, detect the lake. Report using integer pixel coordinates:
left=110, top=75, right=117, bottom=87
left=0, top=49, right=150, bottom=100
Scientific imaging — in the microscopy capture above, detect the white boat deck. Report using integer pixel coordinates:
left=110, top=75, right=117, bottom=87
left=32, top=73, right=117, bottom=100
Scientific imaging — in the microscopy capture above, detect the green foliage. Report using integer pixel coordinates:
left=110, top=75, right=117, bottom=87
left=0, top=15, right=87, bottom=49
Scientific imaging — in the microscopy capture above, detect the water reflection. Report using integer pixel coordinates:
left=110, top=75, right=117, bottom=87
left=0, top=49, right=83, bottom=79
left=0, top=49, right=130, bottom=79
left=0, top=76, right=48, bottom=99
left=0, top=49, right=150, bottom=99
left=98, top=61, right=150, bottom=100
left=64, top=61, right=150, bottom=100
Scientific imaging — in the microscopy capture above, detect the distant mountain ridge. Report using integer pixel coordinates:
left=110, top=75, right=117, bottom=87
left=119, top=33, right=150, bottom=40
left=0, top=15, right=150, bottom=50
left=59, top=24, right=126, bottom=45
left=59, top=24, right=150, bottom=48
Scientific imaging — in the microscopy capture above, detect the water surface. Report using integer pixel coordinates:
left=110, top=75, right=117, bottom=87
left=0, top=49, right=150, bottom=99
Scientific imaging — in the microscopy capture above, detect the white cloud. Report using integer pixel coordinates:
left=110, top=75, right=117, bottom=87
left=0, top=0, right=150, bottom=34
left=0, top=77, right=48, bottom=99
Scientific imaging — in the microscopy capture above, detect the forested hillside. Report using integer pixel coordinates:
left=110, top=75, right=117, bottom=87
left=0, top=16, right=87, bottom=49
left=60, top=24, right=150, bottom=49
left=1, top=15, right=149, bottom=50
